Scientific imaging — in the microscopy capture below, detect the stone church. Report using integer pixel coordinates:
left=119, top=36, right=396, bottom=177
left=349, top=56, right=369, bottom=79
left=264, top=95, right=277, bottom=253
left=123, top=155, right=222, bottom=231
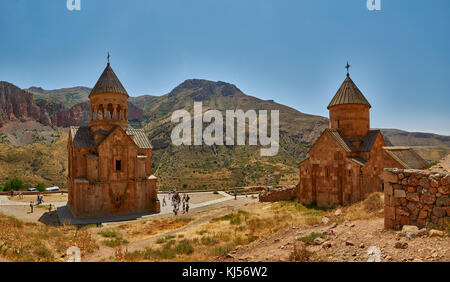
left=67, top=62, right=160, bottom=218
left=297, top=72, right=428, bottom=208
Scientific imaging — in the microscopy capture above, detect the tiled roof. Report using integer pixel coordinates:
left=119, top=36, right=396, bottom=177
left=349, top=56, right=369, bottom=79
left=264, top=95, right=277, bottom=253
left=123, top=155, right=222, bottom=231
left=126, top=128, right=153, bottom=149
left=359, top=130, right=380, bottom=151
left=326, top=129, right=380, bottom=153
left=327, top=129, right=355, bottom=152
left=383, top=147, right=429, bottom=169
left=70, top=126, right=152, bottom=149
left=328, top=74, right=371, bottom=109
left=70, top=127, right=97, bottom=148
left=89, top=63, right=128, bottom=97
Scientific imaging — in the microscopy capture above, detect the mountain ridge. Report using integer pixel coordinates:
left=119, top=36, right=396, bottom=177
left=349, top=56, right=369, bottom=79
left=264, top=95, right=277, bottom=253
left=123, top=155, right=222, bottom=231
left=0, top=79, right=449, bottom=189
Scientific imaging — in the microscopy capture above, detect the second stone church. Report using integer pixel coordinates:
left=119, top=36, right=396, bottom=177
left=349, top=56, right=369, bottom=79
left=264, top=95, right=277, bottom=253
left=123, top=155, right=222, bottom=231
left=297, top=72, right=428, bottom=208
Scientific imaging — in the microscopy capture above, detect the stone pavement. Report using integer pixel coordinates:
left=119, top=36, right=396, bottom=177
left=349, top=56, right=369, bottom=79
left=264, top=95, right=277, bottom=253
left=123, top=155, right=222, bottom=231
left=56, top=191, right=237, bottom=225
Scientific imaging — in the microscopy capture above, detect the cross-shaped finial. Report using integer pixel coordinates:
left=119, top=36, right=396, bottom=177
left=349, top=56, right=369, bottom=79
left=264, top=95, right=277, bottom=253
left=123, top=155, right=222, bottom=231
left=107, top=52, right=111, bottom=64
left=345, top=61, right=351, bottom=76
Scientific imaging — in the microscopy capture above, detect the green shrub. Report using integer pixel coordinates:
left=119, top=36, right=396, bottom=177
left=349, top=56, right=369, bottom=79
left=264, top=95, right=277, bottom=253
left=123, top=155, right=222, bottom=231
left=200, top=236, right=218, bottom=245
left=299, top=232, right=325, bottom=244
left=175, top=241, right=194, bottom=255
left=98, top=229, right=119, bottom=238
left=4, top=178, right=24, bottom=191
left=103, top=237, right=128, bottom=248
left=210, top=244, right=234, bottom=256
left=36, top=183, right=46, bottom=192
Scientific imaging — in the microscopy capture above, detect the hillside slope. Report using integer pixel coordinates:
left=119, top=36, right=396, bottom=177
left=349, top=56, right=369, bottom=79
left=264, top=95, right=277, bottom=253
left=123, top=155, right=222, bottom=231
left=0, top=79, right=449, bottom=189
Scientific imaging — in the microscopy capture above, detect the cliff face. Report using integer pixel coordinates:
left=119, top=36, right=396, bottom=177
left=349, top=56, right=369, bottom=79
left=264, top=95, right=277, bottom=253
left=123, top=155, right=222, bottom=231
left=0, top=82, right=143, bottom=128
left=0, top=82, right=42, bottom=126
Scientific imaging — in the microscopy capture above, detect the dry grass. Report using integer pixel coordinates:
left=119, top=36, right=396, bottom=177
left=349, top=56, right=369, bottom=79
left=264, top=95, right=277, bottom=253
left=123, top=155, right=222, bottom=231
left=289, top=242, right=311, bottom=262
left=333, top=192, right=384, bottom=223
left=0, top=212, right=97, bottom=262
left=114, top=217, right=192, bottom=239
left=119, top=202, right=330, bottom=261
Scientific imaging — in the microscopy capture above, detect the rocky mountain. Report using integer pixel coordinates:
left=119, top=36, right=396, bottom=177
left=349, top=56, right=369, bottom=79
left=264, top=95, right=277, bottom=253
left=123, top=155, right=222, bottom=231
left=381, top=129, right=450, bottom=147
left=0, top=79, right=449, bottom=189
left=26, top=86, right=91, bottom=108
left=129, top=79, right=329, bottom=189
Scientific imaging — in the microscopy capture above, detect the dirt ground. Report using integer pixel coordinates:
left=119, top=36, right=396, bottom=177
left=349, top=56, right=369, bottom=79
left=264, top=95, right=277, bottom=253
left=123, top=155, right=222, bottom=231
left=1, top=192, right=448, bottom=262
left=83, top=197, right=257, bottom=262
left=433, top=152, right=450, bottom=172
left=0, top=205, right=58, bottom=224
left=8, top=194, right=68, bottom=203
left=218, top=218, right=449, bottom=262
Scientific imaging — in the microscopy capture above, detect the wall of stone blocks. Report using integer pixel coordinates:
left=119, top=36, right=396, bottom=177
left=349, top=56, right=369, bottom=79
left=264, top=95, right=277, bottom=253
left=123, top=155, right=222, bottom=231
left=259, top=185, right=296, bottom=202
left=384, top=168, right=450, bottom=230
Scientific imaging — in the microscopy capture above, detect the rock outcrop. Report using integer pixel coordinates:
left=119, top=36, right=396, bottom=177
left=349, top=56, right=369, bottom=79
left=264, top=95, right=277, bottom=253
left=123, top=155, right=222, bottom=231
left=0, top=81, right=144, bottom=128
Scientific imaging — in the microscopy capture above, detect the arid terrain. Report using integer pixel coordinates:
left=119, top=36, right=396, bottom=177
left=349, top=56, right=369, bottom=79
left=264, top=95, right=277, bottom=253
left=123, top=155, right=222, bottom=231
left=0, top=192, right=448, bottom=262
left=1, top=79, right=449, bottom=190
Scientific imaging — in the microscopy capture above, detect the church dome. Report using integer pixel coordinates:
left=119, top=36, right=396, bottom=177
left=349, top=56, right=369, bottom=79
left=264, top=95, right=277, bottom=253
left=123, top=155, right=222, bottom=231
left=89, top=63, right=128, bottom=97
left=327, top=74, right=371, bottom=109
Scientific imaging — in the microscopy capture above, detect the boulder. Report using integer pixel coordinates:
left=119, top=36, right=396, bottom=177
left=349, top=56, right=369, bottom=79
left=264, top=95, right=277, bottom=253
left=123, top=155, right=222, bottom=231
left=312, top=238, right=325, bottom=245
left=429, top=229, right=445, bottom=237
left=394, top=242, right=408, bottom=249
left=401, top=225, right=419, bottom=239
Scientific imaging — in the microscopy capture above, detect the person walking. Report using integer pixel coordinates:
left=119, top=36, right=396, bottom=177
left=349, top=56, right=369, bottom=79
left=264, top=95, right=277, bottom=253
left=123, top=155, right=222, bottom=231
left=48, top=204, right=52, bottom=212
left=162, top=196, right=167, bottom=207
left=30, top=201, right=34, bottom=213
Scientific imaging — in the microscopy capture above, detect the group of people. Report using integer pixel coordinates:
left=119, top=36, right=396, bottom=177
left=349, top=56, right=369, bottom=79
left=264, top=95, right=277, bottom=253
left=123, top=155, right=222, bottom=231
left=28, top=193, right=52, bottom=214
left=162, top=189, right=191, bottom=216
left=9, top=190, right=24, bottom=199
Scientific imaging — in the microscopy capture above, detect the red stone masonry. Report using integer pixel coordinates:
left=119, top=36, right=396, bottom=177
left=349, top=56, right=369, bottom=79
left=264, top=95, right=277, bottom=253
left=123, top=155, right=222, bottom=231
left=384, top=168, right=450, bottom=230
left=259, top=185, right=296, bottom=202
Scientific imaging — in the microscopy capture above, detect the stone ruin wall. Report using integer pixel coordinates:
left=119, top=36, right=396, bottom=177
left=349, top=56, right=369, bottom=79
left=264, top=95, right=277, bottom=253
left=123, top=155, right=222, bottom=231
left=384, top=168, right=450, bottom=230
left=259, top=185, right=296, bottom=202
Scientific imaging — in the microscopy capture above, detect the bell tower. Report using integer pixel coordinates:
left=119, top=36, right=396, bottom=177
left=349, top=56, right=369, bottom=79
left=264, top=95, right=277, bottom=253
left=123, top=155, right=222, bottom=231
left=89, top=56, right=129, bottom=142
left=328, top=64, right=371, bottom=140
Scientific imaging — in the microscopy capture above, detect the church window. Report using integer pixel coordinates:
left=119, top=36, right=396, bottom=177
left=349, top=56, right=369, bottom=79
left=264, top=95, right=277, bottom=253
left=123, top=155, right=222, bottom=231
left=338, top=120, right=340, bottom=128
left=116, top=160, right=122, bottom=171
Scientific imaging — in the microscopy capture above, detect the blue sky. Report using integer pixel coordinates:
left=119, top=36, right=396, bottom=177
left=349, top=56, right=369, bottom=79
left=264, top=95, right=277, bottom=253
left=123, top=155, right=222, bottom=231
left=0, top=0, right=449, bottom=135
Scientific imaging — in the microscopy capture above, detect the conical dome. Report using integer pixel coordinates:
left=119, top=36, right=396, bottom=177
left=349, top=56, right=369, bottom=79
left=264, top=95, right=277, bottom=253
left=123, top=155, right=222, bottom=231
left=89, top=63, right=128, bottom=97
left=328, top=74, right=371, bottom=109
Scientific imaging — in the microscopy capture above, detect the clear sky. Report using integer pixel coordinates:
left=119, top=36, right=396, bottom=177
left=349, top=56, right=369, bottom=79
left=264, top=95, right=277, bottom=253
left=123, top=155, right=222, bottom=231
left=0, top=0, right=449, bottom=135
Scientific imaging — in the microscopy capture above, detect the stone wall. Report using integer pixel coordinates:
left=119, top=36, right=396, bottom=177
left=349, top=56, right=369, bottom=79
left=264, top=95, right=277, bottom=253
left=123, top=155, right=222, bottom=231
left=384, top=168, right=450, bottom=230
left=259, top=185, right=296, bottom=202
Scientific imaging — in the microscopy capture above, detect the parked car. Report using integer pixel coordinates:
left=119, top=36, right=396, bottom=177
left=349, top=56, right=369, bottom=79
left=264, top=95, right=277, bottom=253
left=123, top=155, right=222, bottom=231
left=45, top=187, right=60, bottom=192
left=27, top=188, right=37, bottom=192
